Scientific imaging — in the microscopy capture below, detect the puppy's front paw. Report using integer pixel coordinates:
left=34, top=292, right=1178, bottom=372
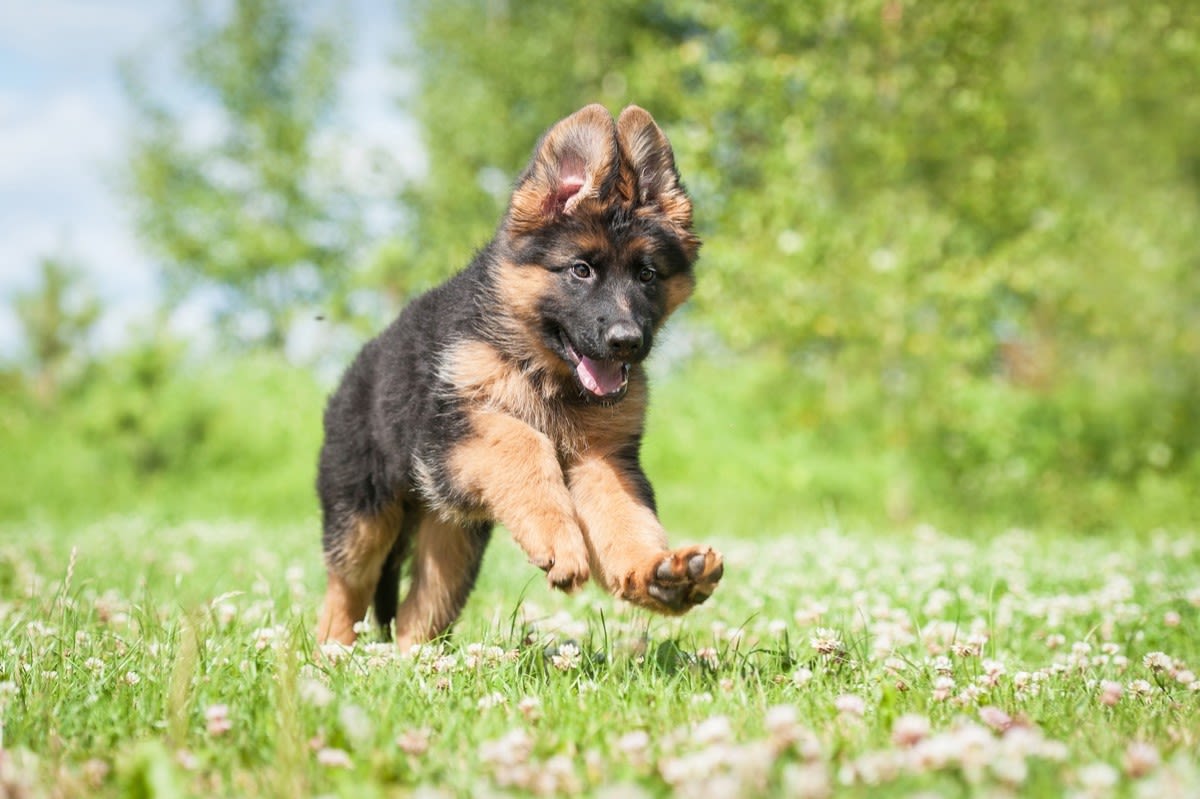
left=623, top=545, right=724, bottom=614
left=531, top=545, right=590, bottom=592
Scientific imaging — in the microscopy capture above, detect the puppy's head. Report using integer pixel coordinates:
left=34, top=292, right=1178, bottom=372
left=496, top=105, right=700, bottom=403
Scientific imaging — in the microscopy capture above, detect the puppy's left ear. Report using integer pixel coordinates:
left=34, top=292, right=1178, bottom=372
left=617, top=106, right=697, bottom=256
left=507, top=104, right=619, bottom=235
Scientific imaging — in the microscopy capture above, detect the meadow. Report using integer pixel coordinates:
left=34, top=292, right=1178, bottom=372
left=5, top=1, right=1200, bottom=795
left=2, top=503, right=1198, bottom=797
left=2, top=353, right=1199, bottom=797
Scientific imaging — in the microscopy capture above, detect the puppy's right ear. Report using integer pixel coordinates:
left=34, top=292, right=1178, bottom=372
left=507, top=104, right=619, bottom=235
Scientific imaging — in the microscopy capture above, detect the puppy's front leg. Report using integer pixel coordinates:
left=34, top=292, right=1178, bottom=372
left=448, top=410, right=590, bottom=590
left=568, top=450, right=723, bottom=614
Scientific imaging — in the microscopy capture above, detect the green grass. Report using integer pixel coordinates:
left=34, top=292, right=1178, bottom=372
left=2, top=517, right=1198, bottom=797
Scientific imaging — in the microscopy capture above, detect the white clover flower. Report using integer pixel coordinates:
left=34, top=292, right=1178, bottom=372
left=781, top=762, right=831, bottom=799
left=617, top=730, right=651, bottom=757
left=479, top=728, right=533, bottom=766
left=834, top=694, right=866, bottom=718
left=931, top=675, right=955, bottom=702
left=1128, top=679, right=1154, bottom=698
left=214, top=602, right=237, bottom=626
left=1077, top=762, right=1119, bottom=792
left=316, top=747, right=353, bottom=768
left=532, top=754, right=580, bottom=796
left=517, top=695, right=541, bottom=720
left=0, top=681, right=17, bottom=708
left=792, top=667, right=814, bottom=687
left=477, top=692, right=507, bottom=710
left=1099, top=680, right=1123, bottom=707
left=810, top=628, right=843, bottom=655
left=205, top=704, right=232, bottom=736
left=1123, top=741, right=1160, bottom=778
left=550, top=642, right=582, bottom=671
left=891, top=713, right=930, bottom=747
left=396, top=728, right=431, bottom=756
left=692, top=715, right=733, bottom=746
left=990, top=753, right=1029, bottom=786
left=764, top=704, right=798, bottom=738
left=251, top=625, right=282, bottom=652
left=978, top=705, right=1012, bottom=732
left=298, top=677, right=334, bottom=708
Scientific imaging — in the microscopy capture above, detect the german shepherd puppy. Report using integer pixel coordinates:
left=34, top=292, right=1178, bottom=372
left=316, top=105, right=723, bottom=649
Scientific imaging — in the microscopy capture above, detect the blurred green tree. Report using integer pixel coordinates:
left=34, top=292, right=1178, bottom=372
left=122, top=0, right=361, bottom=348
left=14, top=254, right=101, bottom=403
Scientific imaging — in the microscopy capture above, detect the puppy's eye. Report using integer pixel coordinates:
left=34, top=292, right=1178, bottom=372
left=570, top=260, right=593, bottom=279
left=638, top=266, right=657, bottom=284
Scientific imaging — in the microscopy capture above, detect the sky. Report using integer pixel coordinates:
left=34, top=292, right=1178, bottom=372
left=0, top=0, right=420, bottom=359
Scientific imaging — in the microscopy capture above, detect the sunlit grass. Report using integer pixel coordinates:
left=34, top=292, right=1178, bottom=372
left=1, top=519, right=1198, bottom=796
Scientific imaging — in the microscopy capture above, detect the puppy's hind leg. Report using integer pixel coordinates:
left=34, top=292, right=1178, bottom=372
left=392, top=512, right=492, bottom=652
left=318, top=504, right=404, bottom=646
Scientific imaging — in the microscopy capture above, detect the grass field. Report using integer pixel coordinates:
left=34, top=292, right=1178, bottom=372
left=2, top=516, right=1198, bottom=797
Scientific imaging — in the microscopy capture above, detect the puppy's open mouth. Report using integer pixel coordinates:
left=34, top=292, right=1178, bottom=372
left=558, top=331, right=629, bottom=400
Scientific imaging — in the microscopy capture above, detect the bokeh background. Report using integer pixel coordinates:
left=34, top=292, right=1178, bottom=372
left=2, top=0, right=1198, bottom=536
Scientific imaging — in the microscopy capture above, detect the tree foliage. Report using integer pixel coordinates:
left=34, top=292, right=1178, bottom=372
left=122, top=0, right=360, bottom=347
left=398, top=0, right=1200, bottom=527
left=14, top=254, right=101, bottom=403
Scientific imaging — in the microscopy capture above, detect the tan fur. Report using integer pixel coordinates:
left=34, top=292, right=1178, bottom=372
left=568, top=452, right=668, bottom=594
left=439, top=340, right=581, bottom=451
left=568, top=450, right=722, bottom=614
left=661, top=273, right=696, bottom=321
left=488, top=265, right=577, bottom=379
left=316, top=573, right=365, bottom=646
left=393, top=514, right=488, bottom=650
left=447, top=409, right=590, bottom=590
left=317, top=504, right=402, bottom=644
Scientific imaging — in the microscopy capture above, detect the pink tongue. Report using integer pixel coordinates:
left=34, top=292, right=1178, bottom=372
left=576, top=356, right=626, bottom=396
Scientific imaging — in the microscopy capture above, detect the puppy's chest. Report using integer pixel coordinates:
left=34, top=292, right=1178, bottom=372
left=478, top=371, right=592, bottom=456
left=437, top=340, right=584, bottom=450
left=437, top=339, right=640, bottom=457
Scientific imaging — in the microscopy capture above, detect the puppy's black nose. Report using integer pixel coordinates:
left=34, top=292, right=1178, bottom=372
left=605, top=322, right=643, bottom=359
